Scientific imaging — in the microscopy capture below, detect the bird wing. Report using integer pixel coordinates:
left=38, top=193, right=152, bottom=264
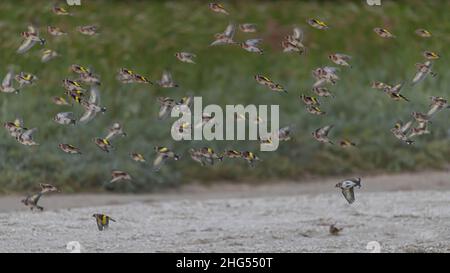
left=390, top=83, right=404, bottom=94
left=30, top=192, right=42, bottom=204
left=293, top=27, right=303, bottom=41
left=79, top=108, right=96, bottom=123
left=336, top=53, right=352, bottom=60
left=427, top=105, right=440, bottom=116
left=22, top=128, right=37, bottom=139
left=318, top=125, right=333, bottom=136
left=161, top=71, right=172, bottom=84
left=412, top=71, right=425, bottom=85
left=96, top=216, right=104, bottom=230
left=88, top=85, right=100, bottom=105
left=312, top=79, right=326, bottom=88
left=2, top=69, right=13, bottom=87
left=278, top=126, right=291, bottom=139
left=224, top=23, right=236, bottom=38
left=245, top=38, right=262, bottom=46
left=341, top=188, right=355, bottom=204
left=17, top=38, right=36, bottom=54
left=28, top=25, right=38, bottom=35
left=153, top=154, right=168, bottom=171
left=323, top=66, right=338, bottom=74
left=158, top=105, right=172, bottom=119
left=59, top=112, right=75, bottom=119
left=79, top=87, right=101, bottom=123
left=401, top=120, right=413, bottom=133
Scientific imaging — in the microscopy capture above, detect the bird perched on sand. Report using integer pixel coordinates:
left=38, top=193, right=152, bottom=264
left=92, top=214, right=116, bottom=231
left=47, top=26, right=67, bottom=36
left=110, top=170, right=132, bottom=183
left=307, top=18, right=329, bottom=30
left=210, top=23, right=236, bottom=46
left=239, top=38, right=263, bottom=54
left=329, top=224, right=343, bottom=236
left=329, top=53, right=352, bottom=67
left=157, top=70, right=178, bottom=88
left=239, top=23, right=257, bottom=33
left=335, top=178, right=361, bottom=204
left=373, top=27, right=395, bottom=38
left=412, top=61, right=436, bottom=85
left=391, top=120, right=414, bottom=145
left=153, top=146, right=180, bottom=171
left=282, top=27, right=305, bottom=54
left=17, top=25, right=45, bottom=54
left=208, top=3, right=229, bottom=15
left=77, top=25, right=99, bottom=36
left=415, top=28, right=432, bottom=38
left=175, top=52, right=196, bottom=64
left=54, top=112, right=76, bottom=125
left=312, top=125, right=334, bottom=144
left=59, top=144, right=82, bottom=154
left=0, top=67, right=19, bottom=94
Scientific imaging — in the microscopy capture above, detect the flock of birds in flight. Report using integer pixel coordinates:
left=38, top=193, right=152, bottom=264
left=1, top=2, right=446, bottom=231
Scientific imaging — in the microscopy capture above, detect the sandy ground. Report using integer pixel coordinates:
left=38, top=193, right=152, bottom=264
left=0, top=172, right=449, bottom=253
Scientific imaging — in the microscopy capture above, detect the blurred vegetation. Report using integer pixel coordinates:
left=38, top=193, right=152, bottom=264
left=0, top=0, right=448, bottom=193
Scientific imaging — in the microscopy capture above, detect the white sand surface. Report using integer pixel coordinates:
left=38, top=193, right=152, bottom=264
left=0, top=172, right=449, bottom=253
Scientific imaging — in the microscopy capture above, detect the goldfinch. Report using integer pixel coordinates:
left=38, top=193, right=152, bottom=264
left=175, top=52, right=196, bottom=64
left=335, top=178, right=361, bottom=204
left=92, top=214, right=116, bottom=231
left=59, top=144, right=82, bottom=154
left=373, top=27, right=395, bottom=38
left=208, top=3, right=229, bottom=15
left=307, top=18, right=329, bottom=30
left=312, top=125, right=334, bottom=144
left=110, top=171, right=132, bottom=183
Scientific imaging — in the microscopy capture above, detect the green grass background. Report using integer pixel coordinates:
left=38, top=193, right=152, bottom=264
left=0, top=0, right=448, bottom=193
